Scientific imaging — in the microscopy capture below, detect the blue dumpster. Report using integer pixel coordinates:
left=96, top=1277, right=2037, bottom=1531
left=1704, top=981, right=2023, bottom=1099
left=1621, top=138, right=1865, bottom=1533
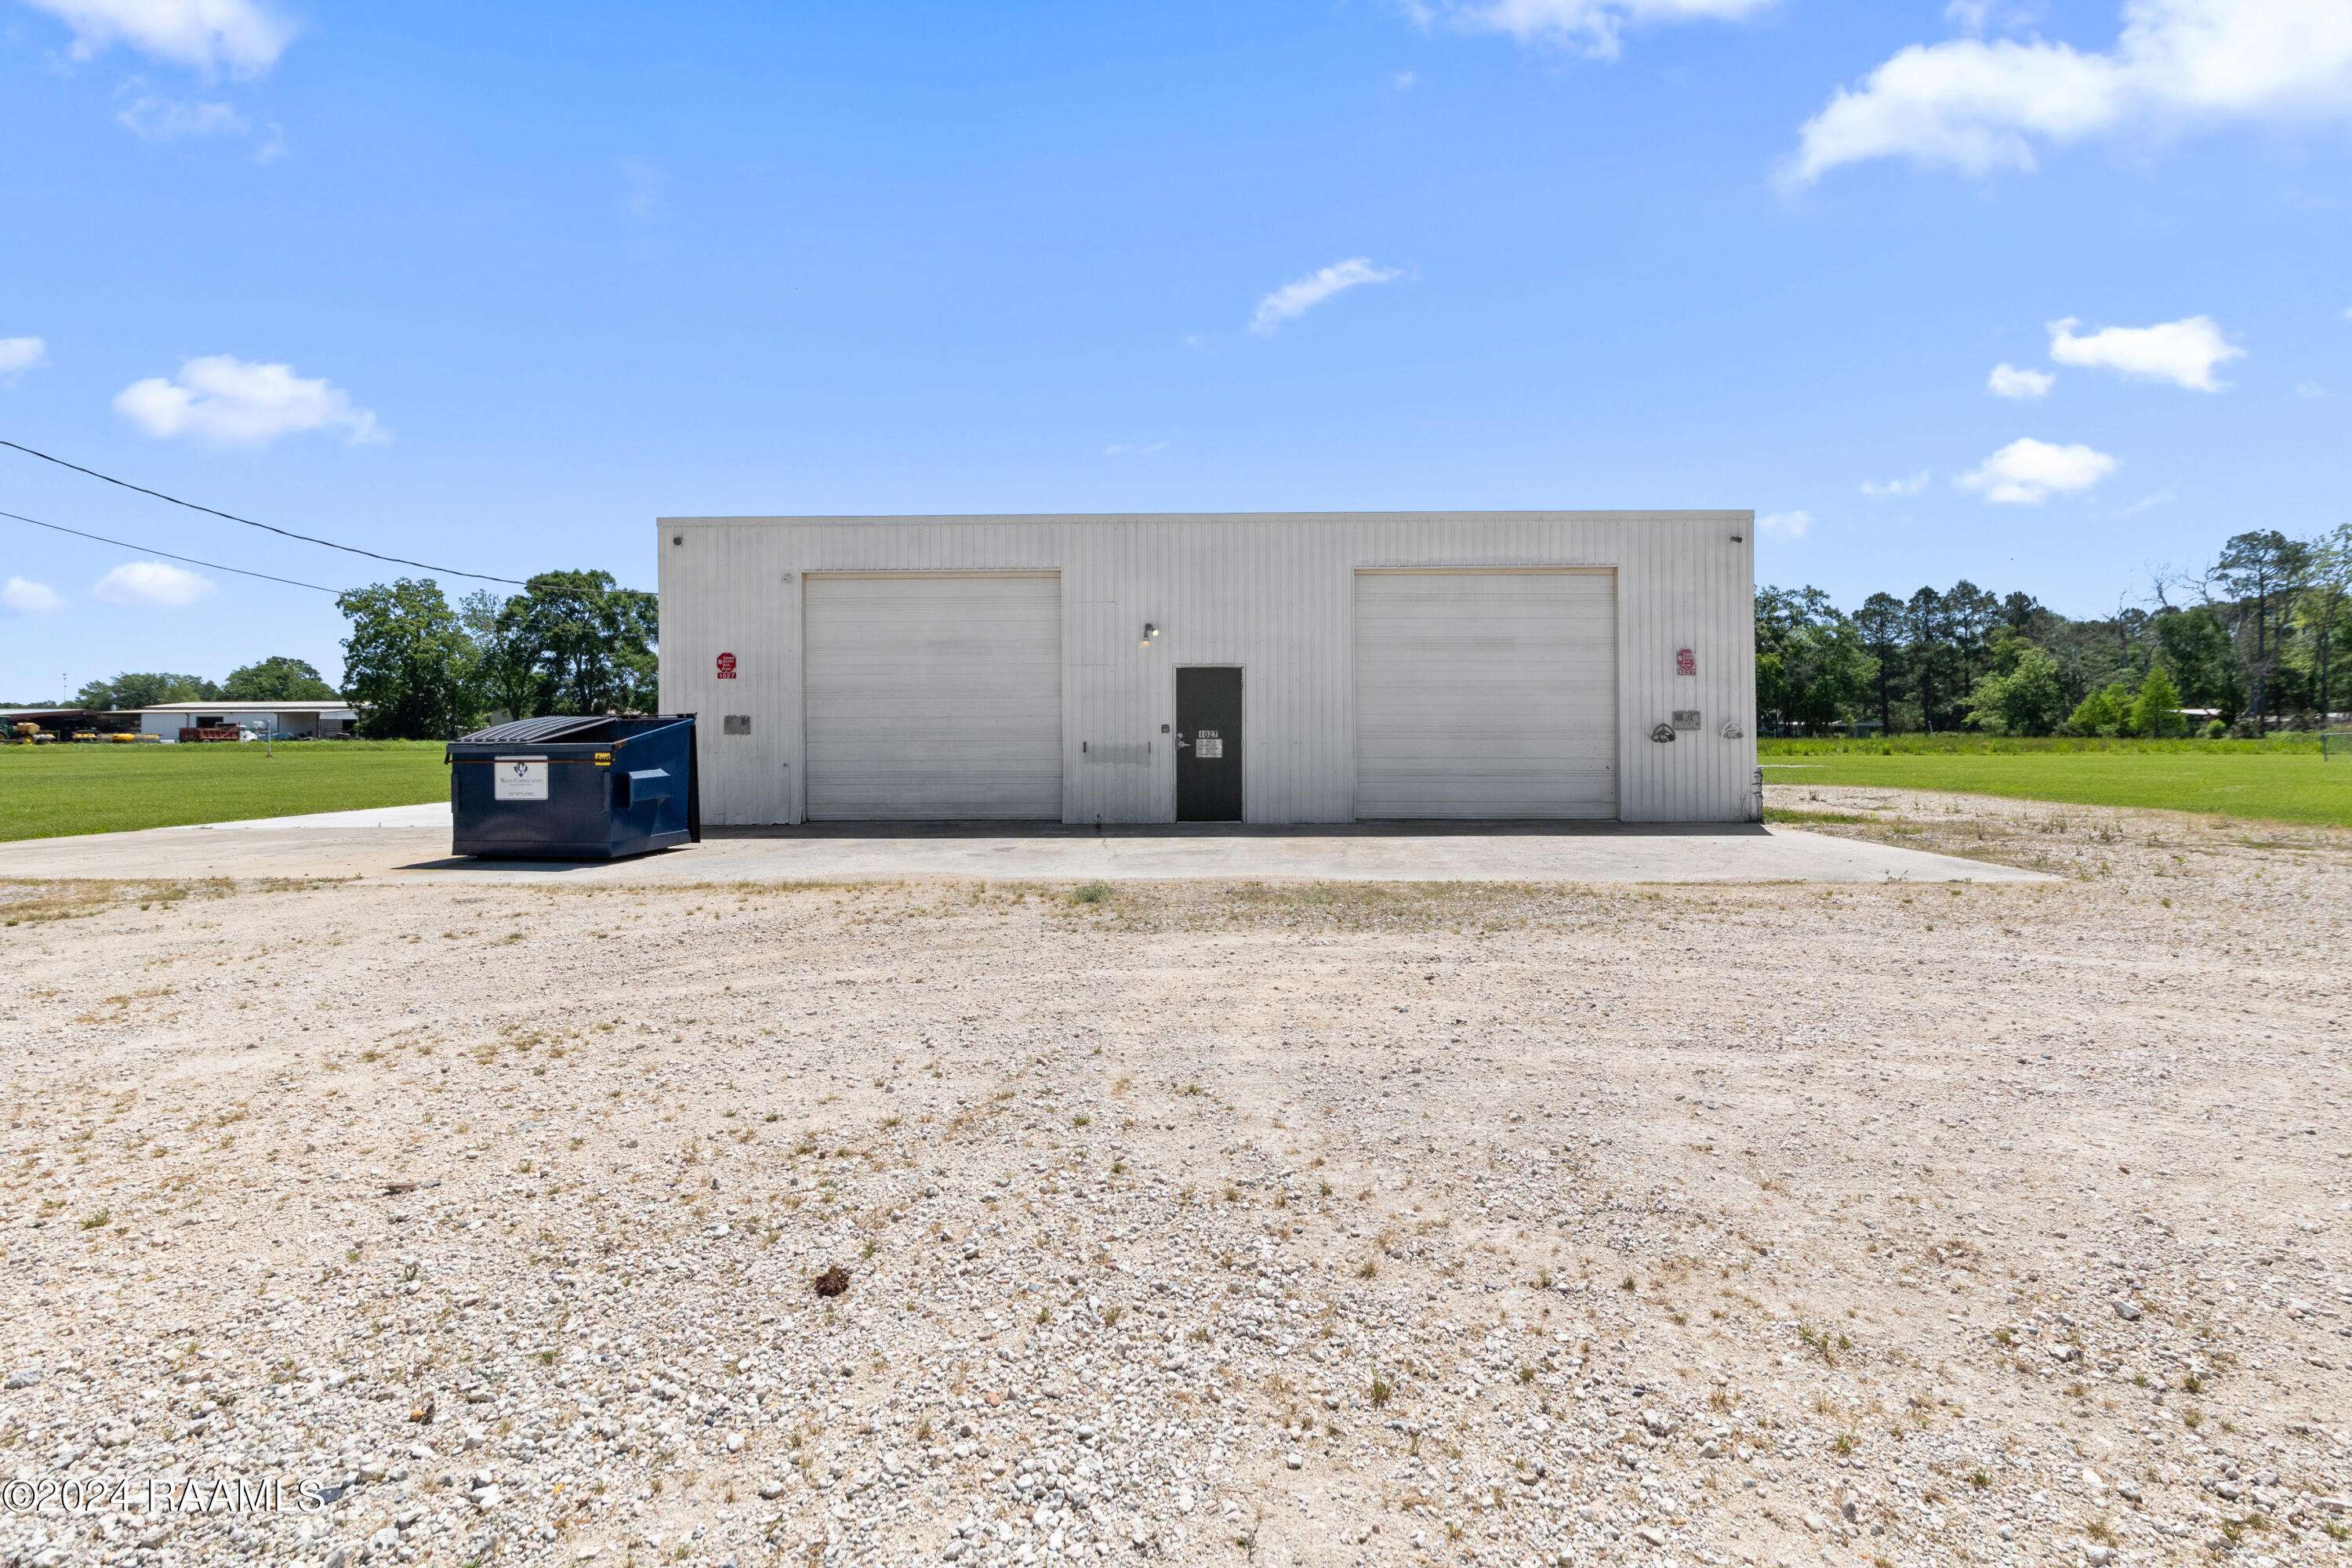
left=447, top=715, right=700, bottom=860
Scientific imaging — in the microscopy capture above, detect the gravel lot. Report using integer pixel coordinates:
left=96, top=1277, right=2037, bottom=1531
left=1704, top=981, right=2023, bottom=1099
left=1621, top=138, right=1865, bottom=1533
left=4, top=787, right=2349, bottom=1568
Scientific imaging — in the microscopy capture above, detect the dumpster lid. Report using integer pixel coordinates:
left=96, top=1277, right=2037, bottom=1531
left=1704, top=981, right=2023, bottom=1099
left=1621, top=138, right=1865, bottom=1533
left=458, top=715, right=621, bottom=744
left=456, top=714, right=694, bottom=746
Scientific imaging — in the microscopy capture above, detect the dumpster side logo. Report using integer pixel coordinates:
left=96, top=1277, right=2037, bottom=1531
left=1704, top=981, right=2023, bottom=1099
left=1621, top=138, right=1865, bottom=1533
left=492, top=756, right=549, bottom=801
left=715, top=652, right=738, bottom=680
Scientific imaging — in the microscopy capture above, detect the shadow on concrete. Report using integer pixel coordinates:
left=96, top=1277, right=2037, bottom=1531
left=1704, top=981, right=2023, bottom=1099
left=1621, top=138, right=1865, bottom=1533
left=394, top=848, right=700, bottom=873
left=702, top=819, right=1771, bottom=841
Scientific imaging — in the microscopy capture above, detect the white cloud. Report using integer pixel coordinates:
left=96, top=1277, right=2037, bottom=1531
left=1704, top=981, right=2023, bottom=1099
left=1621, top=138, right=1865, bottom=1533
left=2, top=577, right=64, bottom=615
left=0, top=336, right=48, bottom=384
left=1411, top=0, right=1775, bottom=61
left=114, top=354, right=385, bottom=445
left=93, top=561, right=212, bottom=608
left=1392, top=69, right=1419, bottom=89
left=1955, top=437, right=2118, bottom=504
left=1860, top=471, right=1930, bottom=499
left=2115, top=485, right=2177, bottom=516
left=1789, top=39, right=2127, bottom=182
left=1787, top=0, right=2352, bottom=183
left=24, top=0, right=295, bottom=76
left=1757, top=509, right=1813, bottom=539
left=1987, top=361, right=2055, bottom=398
left=1944, top=2, right=2041, bottom=38
left=2296, top=379, right=2325, bottom=398
left=618, top=158, right=666, bottom=223
left=116, top=93, right=248, bottom=141
left=1104, top=441, right=1169, bottom=457
left=2047, top=314, right=2243, bottom=390
left=1249, top=258, right=1402, bottom=336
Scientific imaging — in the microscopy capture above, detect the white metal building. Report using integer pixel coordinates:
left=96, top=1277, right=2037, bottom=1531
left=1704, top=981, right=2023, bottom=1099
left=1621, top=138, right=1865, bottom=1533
left=136, top=700, right=362, bottom=740
left=656, top=513, right=1757, bottom=826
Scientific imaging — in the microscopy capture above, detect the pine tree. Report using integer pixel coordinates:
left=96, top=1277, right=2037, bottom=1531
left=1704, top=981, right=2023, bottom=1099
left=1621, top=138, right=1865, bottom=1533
left=2130, top=665, right=2187, bottom=738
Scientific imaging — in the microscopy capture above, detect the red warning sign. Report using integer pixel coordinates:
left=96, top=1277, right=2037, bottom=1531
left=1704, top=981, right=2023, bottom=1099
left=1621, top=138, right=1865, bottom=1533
left=1675, top=647, right=1697, bottom=677
left=715, top=652, right=738, bottom=680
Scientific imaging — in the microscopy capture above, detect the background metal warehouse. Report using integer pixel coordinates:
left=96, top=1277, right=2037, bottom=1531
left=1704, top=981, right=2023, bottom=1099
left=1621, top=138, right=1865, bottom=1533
left=656, top=512, right=1757, bottom=826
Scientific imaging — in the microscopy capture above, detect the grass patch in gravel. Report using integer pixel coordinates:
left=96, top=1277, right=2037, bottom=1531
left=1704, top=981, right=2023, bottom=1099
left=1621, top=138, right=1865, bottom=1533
left=1762, top=807, right=1870, bottom=826
left=0, top=876, right=343, bottom=926
left=0, top=877, right=230, bottom=925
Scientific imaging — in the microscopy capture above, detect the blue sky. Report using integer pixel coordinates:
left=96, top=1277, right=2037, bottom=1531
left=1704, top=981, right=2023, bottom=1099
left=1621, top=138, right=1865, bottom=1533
left=2, top=0, right=2347, bottom=697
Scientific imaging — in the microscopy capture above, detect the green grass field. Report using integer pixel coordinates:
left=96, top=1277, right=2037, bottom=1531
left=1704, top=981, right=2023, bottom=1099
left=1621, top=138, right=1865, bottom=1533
left=0, top=741, right=449, bottom=843
left=1762, top=736, right=2352, bottom=828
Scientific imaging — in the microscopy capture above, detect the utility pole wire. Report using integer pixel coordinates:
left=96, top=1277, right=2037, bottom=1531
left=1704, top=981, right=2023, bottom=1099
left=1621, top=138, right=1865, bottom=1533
left=0, top=438, right=528, bottom=585
left=1, top=508, right=344, bottom=594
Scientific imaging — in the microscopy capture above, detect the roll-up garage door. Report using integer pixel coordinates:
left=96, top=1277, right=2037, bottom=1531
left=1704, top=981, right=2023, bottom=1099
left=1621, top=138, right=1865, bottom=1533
left=804, top=572, right=1062, bottom=819
left=1354, top=570, right=1617, bottom=818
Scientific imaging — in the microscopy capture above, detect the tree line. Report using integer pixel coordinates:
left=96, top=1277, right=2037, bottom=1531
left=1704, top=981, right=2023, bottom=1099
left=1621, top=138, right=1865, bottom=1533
left=38, top=568, right=658, bottom=741
left=1758, top=526, right=2352, bottom=737
left=337, top=570, right=657, bottom=738
left=67, top=656, right=339, bottom=710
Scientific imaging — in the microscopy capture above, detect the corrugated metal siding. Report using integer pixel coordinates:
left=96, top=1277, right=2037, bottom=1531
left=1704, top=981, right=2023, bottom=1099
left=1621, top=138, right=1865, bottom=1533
left=655, top=521, right=797, bottom=824
left=657, top=513, right=1755, bottom=825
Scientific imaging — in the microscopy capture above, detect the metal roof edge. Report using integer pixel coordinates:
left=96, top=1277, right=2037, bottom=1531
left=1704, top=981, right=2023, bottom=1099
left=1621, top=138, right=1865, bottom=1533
left=657, top=510, right=1755, bottom=527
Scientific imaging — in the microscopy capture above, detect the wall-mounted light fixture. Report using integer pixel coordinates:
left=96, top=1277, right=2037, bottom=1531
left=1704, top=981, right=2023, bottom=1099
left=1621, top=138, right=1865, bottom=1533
left=1139, top=622, right=1160, bottom=648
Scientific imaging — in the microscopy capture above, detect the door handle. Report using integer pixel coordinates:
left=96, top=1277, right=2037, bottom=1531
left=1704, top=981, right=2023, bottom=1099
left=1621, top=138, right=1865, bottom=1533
left=1174, top=734, right=1191, bottom=749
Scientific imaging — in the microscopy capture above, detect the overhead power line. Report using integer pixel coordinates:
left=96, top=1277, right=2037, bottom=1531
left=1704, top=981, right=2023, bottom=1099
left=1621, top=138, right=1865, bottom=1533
left=0, top=438, right=528, bottom=586
left=1, top=508, right=343, bottom=595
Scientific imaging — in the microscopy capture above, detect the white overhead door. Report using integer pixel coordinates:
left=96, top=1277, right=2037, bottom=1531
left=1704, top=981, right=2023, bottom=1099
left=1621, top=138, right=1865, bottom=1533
left=1354, top=570, right=1617, bottom=818
left=804, top=573, right=1062, bottom=819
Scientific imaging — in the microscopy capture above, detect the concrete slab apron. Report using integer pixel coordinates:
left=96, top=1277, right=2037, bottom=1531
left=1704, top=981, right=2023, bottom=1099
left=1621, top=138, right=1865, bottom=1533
left=0, top=803, right=2047, bottom=885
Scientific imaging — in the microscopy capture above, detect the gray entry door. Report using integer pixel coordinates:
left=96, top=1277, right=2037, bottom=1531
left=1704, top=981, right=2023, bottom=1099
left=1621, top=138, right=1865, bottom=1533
left=1174, top=667, right=1243, bottom=822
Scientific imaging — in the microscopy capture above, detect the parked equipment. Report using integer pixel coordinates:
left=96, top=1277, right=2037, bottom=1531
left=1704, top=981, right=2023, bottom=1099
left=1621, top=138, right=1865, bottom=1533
left=446, top=715, right=699, bottom=860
